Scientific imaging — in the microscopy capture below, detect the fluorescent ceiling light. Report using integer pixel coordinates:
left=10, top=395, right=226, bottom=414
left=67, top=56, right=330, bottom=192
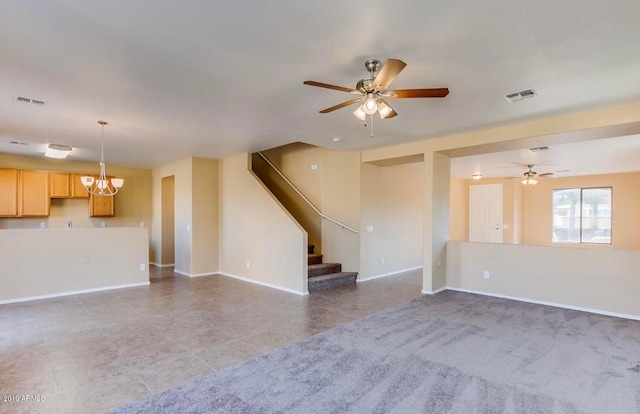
left=45, top=144, right=72, bottom=159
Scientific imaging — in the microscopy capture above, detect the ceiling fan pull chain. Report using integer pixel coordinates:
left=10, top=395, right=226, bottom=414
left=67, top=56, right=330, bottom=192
left=370, top=114, right=374, bottom=138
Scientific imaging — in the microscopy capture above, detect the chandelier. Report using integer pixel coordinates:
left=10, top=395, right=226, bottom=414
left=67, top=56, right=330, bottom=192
left=80, top=121, right=124, bottom=196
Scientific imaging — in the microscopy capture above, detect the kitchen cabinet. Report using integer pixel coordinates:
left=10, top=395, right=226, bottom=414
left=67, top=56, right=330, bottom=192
left=0, top=168, right=19, bottom=216
left=19, top=170, right=50, bottom=217
left=50, top=172, right=71, bottom=198
left=71, top=174, right=90, bottom=198
left=50, top=172, right=90, bottom=199
left=89, top=178, right=115, bottom=217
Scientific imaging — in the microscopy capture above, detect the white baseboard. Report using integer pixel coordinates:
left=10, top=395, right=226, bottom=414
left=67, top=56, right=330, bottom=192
left=150, top=263, right=175, bottom=268
left=421, top=286, right=447, bottom=295
left=0, top=282, right=151, bottom=305
left=357, top=266, right=423, bottom=283
left=438, top=287, right=640, bottom=321
left=218, top=272, right=309, bottom=296
left=173, top=269, right=218, bottom=278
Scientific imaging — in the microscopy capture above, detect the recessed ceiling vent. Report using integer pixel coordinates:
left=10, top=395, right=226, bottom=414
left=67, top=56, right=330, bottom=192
left=503, top=89, right=537, bottom=103
left=15, top=96, right=46, bottom=106
left=528, top=146, right=549, bottom=152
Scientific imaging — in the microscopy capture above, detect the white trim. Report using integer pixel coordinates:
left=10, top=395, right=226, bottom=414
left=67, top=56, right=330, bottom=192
left=442, top=287, right=640, bottom=321
left=421, top=286, right=448, bottom=295
left=357, top=266, right=423, bottom=283
left=0, top=282, right=150, bottom=305
left=190, top=272, right=218, bottom=278
left=150, top=262, right=175, bottom=268
left=218, top=272, right=309, bottom=296
left=173, top=269, right=218, bottom=278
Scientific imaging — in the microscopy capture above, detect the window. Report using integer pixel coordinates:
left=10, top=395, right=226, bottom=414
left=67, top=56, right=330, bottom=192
left=552, top=187, right=612, bottom=244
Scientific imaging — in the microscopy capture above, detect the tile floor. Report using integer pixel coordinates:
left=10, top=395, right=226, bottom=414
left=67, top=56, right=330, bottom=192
left=0, top=267, right=423, bottom=414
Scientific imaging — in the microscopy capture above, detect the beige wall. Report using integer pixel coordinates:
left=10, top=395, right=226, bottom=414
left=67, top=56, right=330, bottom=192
left=0, top=153, right=152, bottom=231
left=151, top=157, right=219, bottom=276
left=255, top=146, right=322, bottom=253
left=362, top=102, right=640, bottom=293
left=360, top=162, right=423, bottom=280
left=449, top=177, right=468, bottom=241
left=0, top=228, right=149, bottom=303
left=160, top=176, right=175, bottom=265
left=219, top=153, right=307, bottom=294
left=256, top=145, right=361, bottom=273
left=191, top=157, right=219, bottom=275
left=447, top=241, right=640, bottom=318
left=321, top=150, right=361, bottom=272
left=522, top=171, right=640, bottom=249
left=428, top=152, right=450, bottom=291
left=151, top=158, right=193, bottom=271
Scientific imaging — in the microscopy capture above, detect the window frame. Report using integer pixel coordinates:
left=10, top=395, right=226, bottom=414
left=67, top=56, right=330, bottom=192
left=552, top=186, right=612, bottom=245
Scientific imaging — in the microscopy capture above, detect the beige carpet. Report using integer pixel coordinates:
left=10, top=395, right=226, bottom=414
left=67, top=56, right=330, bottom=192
left=111, top=291, right=640, bottom=413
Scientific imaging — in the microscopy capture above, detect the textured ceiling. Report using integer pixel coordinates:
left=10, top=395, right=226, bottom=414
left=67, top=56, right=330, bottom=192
left=1, top=1, right=639, bottom=169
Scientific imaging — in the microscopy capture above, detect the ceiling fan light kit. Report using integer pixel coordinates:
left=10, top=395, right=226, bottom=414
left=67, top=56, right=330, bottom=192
left=520, top=164, right=552, bottom=186
left=304, top=58, right=449, bottom=132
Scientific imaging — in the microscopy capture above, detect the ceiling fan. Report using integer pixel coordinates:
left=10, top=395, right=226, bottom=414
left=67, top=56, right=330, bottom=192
left=303, top=59, right=449, bottom=121
left=521, top=164, right=554, bottom=185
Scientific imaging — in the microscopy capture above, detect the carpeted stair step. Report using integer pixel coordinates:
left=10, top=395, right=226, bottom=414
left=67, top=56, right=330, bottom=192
left=308, top=254, right=323, bottom=265
left=308, top=272, right=358, bottom=292
left=308, top=263, right=341, bottom=278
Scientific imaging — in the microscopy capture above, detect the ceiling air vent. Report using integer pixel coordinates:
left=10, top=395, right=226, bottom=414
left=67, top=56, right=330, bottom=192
left=15, top=96, right=46, bottom=106
left=528, top=146, right=549, bottom=152
left=503, top=89, right=537, bottom=103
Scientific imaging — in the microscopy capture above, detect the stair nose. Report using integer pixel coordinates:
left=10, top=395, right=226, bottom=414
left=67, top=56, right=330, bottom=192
left=308, top=263, right=341, bottom=278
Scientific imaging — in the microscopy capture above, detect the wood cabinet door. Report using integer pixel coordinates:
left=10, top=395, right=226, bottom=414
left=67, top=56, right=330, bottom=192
left=90, top=193, right=115, bottom=217
left=50, top=172, right=71, bottom=198
left=0, top=168, right=19, bottom=216
left=71, top=174, right=90, bottom=198
left=19, top=170, right=50, bottom=217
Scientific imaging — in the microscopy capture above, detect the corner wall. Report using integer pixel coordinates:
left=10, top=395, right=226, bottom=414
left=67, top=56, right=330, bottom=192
left=360, top=162, right=423, bottom=279
left=219, top=153, right=307, bottom=294
left=151, top=157, right=219, bottom=275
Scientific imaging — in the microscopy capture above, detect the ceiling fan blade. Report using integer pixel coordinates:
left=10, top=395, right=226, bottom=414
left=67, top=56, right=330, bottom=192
left=386, top=88, right=450, bottom=98
left=538, top=172, right=555, bottom=177
left=371, top=59, right=406, bottom=91
left=319, top=98, right=362, bottom=113
left=303, top=81, right=359, bottom=94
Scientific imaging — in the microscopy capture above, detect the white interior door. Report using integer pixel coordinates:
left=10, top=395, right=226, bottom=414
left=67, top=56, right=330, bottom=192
left=469, top=184, right=503, bottom=243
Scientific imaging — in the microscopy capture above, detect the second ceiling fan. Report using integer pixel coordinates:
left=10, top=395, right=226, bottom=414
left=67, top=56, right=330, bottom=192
left=304, top=59, right=449, bottom=120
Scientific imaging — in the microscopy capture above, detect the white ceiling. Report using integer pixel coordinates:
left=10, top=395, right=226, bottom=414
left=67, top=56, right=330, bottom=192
left=450, top=134, right=640, bottom=179
left=1, top=1, right=640, bottom=169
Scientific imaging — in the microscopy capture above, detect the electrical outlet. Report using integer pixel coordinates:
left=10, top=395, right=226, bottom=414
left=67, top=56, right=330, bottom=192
left=381, top=258, right=385, bottom=264
left=40, top=222, right=46, bottom=229
left=483, top=270, right=490, bottom=279
left=140, top=264, right=146, bottom=271
left=101, top=221, right=106, bottom=228
left=246, top=261, right=251, bottom=269
left=139, top=221, right=145, bottom=227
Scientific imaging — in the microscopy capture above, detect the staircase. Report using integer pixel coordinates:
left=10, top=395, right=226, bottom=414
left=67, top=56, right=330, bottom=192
left=307, top=245, right=357, bottom=292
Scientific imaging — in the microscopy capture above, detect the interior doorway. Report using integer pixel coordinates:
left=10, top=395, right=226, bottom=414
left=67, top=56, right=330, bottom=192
left=469, top=184, right=503, bottom=243
left=161, top=175, right=175, bottom=266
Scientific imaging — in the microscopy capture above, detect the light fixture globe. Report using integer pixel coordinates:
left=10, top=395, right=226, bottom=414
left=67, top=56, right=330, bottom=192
left=353, top=105, right=366, bottom=121
left=362, top=94, right=377, bottom=115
